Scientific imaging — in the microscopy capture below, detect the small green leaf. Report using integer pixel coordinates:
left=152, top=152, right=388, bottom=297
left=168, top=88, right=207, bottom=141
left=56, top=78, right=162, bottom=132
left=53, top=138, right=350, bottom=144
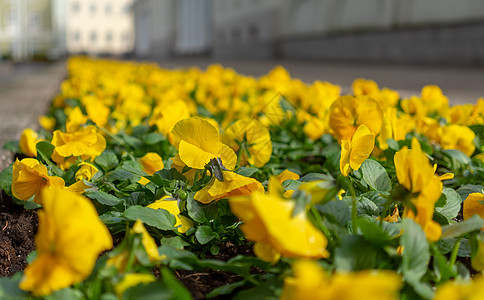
left=2, top=140, right=20, bottom=153
left=160, top=267, right=192, bottom=300
left=86, top=190, right=123, bottom=206
left=45, top=288, right=85, bottom=300
left=160, top=236, right=190, bottom=250
left=456, top=184, right=484, bottom=202
left=195, top=225, right=217, bottom=244
left=282, top=179, right=302, bottom=191
left=0, top=164, right=13, bottom=195
left=400, top=218, right=430, bottom=281
left=207, top=280, right=247, bottom=299
left=360, top=159, right=391, bottom=192
left=94, top=151, right=119, bottom=171
left=123, top=281, right=173, bottom=300
left=235, top=167, right=258, bottom=177
left=316, top=200, right=351, bottom=226
left=0, top=276, right=29, bottom=299
left=334, top=235, right=378, bottom=270
left=142, top=132, right=165, bottom=145
left=436, top=188, right=461, bottom=221
left=356, top=197, right=380, bottom=216
left=441, top=215, right=484, bottom=239
left=36, top=141, right=55, bottom=161
left=443, top=149, right=471, bottom=164
left=124, top=206, right=176, bottom=231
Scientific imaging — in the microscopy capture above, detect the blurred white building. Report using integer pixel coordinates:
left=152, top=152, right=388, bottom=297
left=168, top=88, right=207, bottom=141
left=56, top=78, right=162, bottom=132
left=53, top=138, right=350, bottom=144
left=65, top=0, right=134, bottom=55
left=132, top=0, right=212, bottom=58
left=0, top=0, right=66, bottom=61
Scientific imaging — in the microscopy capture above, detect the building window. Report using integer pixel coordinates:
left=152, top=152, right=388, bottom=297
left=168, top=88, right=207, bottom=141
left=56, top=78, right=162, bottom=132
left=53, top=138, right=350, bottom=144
left=248, top=24, right=259, bottom=40
left=105, top=3, right=112, bottom=15
left=106, top=31, right=113, bottom=43
left=90, top=31, right=97, bottom=42
left=7, top=10, right=16, bottom=27
left=72, top=2, right=80, bottom=13
left=72, top=31, right=81, bottom=42
left=29, top=12, right=41, bottom=28
left=123, top=4, right=130, bottom=14
left=121, top=32, right=130, bottom=43
left=90, top=3, right=96, bottom=14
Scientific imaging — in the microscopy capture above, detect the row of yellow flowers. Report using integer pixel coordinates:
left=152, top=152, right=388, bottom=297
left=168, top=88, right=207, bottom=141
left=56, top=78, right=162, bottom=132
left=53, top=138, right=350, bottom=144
left=4, top=56, right=484, bottom=299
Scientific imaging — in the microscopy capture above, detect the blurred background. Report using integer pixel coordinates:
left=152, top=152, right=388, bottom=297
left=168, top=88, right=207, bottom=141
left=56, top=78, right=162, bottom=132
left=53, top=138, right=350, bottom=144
left=1, top=0, right=484, bottom=64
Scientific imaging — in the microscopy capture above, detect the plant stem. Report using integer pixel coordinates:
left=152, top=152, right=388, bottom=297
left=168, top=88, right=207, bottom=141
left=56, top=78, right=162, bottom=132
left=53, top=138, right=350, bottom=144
left=449, top=237, right=462, bottom=270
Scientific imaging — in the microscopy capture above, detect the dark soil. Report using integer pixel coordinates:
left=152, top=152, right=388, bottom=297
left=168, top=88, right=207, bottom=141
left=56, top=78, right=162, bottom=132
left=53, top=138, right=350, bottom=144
left=0, top=190, right=38, bottom=277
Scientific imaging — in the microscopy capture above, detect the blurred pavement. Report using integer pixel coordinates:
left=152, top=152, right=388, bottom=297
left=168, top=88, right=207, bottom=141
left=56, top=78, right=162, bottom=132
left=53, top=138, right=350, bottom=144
left=0, top=61, right=66, bottom=170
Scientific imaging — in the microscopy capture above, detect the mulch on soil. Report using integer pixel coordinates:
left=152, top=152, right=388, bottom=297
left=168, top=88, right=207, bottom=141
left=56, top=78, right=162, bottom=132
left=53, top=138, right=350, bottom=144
left=0, top=191, right=37, bottom=277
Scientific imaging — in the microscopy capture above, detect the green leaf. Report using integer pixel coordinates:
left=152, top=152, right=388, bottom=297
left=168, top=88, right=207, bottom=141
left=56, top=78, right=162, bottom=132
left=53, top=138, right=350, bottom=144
left=86, top=190, right=123, bottom=206
left=436, top=188, right=461, bottom=221
left=0, top=164, right=13, bottom=195
left=106, top=169, right=134, bottom=182
left=356, top=217, right=398, bottom=246
left=2, top=140, right=20, bottom=153
left=235, top=167, right=258, bottom=177
left=160, top=236, right=190, bottom=250
left=316, top=200, right=351, bottom=226
left=282, top=179, right=301, bottom=190
left=443, top=149, right=471, bottom=164
left=36, top=141, right=55, bottom=161
left=142, top=132, right=165, bottom=145
left=400, top=218, right=430, bottom=281
left=207, top=280, right=247, bottom=299
left=124, top=206, right=176, bottom=231
left=360, top=159, right=391, bottom=192
left=123, top=281, right=173, bottom=300
left=95, top=151, right=119, bottom=171
left=334, top=235, right=378, bottom=270
left=160, top=267, right=193, bottom=300
left=187, top=195, right=206, bottom=223
left=45, top=288, right=85, bottom=300
left=356, top=196, right=380, bottom=216
left=195, top=225, right=218, bottom=244
left=456, top=184, right=484, bottom=202
left=441, top=215, right=484, bottom=239
left=0, top=276, right=29, bottom=299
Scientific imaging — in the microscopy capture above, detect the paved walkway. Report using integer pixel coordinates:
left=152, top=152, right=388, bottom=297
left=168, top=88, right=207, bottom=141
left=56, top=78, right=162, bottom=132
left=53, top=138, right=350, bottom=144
left=0, top=61, right=66, bottom=170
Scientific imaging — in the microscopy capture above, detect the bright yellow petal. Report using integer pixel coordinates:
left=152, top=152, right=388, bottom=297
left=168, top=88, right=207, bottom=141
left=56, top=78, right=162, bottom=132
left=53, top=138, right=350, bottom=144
left=349, top=125, right=375, bottom=171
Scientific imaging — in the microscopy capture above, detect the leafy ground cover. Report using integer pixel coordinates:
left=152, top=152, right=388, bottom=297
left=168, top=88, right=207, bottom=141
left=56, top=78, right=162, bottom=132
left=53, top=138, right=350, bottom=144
left=2, top=56, right=484, bottom=299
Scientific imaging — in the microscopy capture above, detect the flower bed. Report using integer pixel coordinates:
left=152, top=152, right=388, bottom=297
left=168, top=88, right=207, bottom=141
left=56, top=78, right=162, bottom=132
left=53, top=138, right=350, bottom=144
left=1, top=56, right=484, bottom=299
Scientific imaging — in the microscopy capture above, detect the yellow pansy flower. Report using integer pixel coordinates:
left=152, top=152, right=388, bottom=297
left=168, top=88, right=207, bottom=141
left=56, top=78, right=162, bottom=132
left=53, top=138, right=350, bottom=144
left=394, top=138, right=442, bottom=242
left=440, top=124, right=476, bottom=157
left=147, top=196, right=193, bottom=233
left=39, top=116, right=56, bottom=131
left=11, top=158, right=65, bottom=204
left=421, top=84, right=449, bottom=115
left=138, top=152, right=164, bottom=185
left=107, top=220, right=164, bottom=272
left=149, top=99, right=191, bottom=143
left=75, top=162, right=99, bottom=181
left=171, top=117, right=237, bottom=170
left=222, top=119, right=272, bottom=168
left=229, top=184, right=329, bottom=263
left=84, top=98, right=110, bottom=128
left=19, top=128, right=40, bottom=157
left=19, top=187, right=112, bottom=296
left=276, top=169, right=300, bottom=183
left=339, top=125, right=375, bottom=176
left=194, top=171, right=264, bottom=204
left=281, top=260, right=402, bottom=300
left=434, top=276, right=484, bottom=300
left=114, top=273, right=156, bottom=298
left=51, top=125, right=106, bottom=169
left=463, top=193, right=484, bottom=221
left=65, top=106, right=88, bottom=132
left=329, top=95, right=383, bottom=141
